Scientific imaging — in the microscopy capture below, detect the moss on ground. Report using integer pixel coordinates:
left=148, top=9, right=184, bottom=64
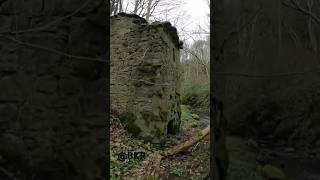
left=181, top=105, right=192, bottom=121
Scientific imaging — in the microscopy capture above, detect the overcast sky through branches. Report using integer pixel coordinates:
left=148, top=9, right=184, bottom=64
left=120, top=0, right=209, bottom=43
left=153, top=0, right=209, bottom=43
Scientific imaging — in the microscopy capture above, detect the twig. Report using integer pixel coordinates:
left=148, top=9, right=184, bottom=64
left=213, top=67, right=320, bottom=79
left=191, top=142, right=200, bottom=152
left=217, top=6, right=263, bottom=62
left=282, top=0, right=320, bottom=24
left=0, top=166, right=17, bottom=180
left=0, top=0, right=92, bottom=34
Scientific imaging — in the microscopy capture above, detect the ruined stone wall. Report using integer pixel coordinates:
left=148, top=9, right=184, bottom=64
left=0, top=0, right=107, bottom=179
left=110, top=13, right=181, bottom=144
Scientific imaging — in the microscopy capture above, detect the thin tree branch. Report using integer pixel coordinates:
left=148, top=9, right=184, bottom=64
left=213, top=68, right=320, bottom=79
left=0, top=0, right=92, bottom=34
left=282, top=0, right=320, bottom=24
left=0, top=35, right=107, bottom=63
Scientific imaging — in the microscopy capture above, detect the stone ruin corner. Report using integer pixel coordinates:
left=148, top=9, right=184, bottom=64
left=110, top=13, right=183, bottom=145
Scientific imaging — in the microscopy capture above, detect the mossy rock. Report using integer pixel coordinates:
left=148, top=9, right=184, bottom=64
left=116, top=13, right=148, bottom=24
left=118, top=112, right=141, bottom=137
left=151, top=21, right=170, bottom=27
left=190, top=121, right=198, bottom=127
left=191, top=113, right=200, bottom=120
left=262, top=165, right=287, bottom=180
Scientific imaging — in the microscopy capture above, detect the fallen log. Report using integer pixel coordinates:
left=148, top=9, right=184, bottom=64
left=135, top=127, right=210, bottom=179
left=166, top=126, right=210, bottom=156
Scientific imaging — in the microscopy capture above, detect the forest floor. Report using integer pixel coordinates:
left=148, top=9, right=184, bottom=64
left=110, top=105, right=210, bottom=180
left=160, top=114, right=210, bottom=179
left=254, top=137, right=320, bottom=180
left=226, top=135, right=320, bottom=180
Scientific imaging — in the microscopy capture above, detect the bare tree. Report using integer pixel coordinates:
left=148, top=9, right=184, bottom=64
left=110, top=0, right=124, bottom=15
left=110, top=0, right=186, bottom=24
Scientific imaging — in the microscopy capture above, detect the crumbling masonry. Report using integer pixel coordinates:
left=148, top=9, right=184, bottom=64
left=110, top=13, right=182, bottom=144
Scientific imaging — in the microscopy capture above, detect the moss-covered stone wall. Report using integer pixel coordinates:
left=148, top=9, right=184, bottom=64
left=110, top=13, right=181, bottom=144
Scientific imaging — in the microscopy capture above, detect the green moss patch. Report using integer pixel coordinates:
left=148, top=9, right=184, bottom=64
left=180, top=105, right=192, bottom=121
left=118, top=112, right=141, bottom=137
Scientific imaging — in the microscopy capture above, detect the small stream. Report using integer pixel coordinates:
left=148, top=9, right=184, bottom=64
left=199, top=115, right=210, bottom=129
left=192, top=108, right=210, bottom=129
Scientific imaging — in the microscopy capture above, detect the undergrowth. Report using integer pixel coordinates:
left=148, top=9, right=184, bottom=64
left=172, top=167, right=186, bottom=177
left=110, top=104, right=204, bottom=179
left=110, top=116, right=161, bottom=179
left=181, top=83, right=209, bottom=111
left=181, top=104, right=192, bottom=121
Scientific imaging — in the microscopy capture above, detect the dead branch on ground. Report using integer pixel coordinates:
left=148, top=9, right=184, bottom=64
left=136, top=127, right=210, bottom=179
